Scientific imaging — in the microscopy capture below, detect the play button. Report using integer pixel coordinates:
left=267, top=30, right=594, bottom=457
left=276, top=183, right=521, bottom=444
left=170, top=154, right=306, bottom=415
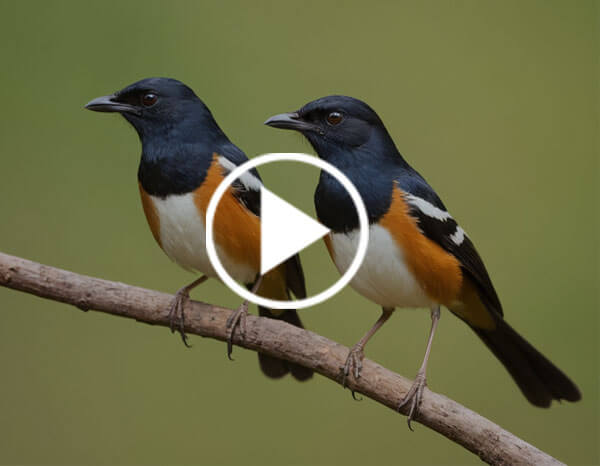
left=205, top=153, right=369, bottom=309
left=260, top=187, right=330, bottom=275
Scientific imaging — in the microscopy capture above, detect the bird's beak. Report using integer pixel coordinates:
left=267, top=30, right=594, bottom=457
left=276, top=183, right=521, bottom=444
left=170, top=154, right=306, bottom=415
left=264, top=112, right=315, bottom=132
left=84, top=94, right=141, bottom=115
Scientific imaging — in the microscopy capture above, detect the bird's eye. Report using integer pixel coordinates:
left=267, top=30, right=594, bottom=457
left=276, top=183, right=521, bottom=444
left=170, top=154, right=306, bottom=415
left=142, top=93, right=158, bottom=107
left=326, top=111, right=343, bottom=126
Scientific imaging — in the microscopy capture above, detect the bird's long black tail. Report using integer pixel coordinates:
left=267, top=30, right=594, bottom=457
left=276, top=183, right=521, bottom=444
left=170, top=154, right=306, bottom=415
left=257, top=308, right=313, bottom=381
left=470, top=318, right=581, bottom=407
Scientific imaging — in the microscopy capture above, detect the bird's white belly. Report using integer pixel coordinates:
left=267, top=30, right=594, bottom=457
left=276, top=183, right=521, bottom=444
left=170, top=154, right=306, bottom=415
left=150, top=193, right=257, bottom=284
left=329, top=225, right=434, bottom=309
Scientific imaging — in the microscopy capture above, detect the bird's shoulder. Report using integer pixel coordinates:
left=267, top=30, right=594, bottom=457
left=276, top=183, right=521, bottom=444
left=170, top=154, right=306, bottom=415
left=213, top=143, right=262, bottom=218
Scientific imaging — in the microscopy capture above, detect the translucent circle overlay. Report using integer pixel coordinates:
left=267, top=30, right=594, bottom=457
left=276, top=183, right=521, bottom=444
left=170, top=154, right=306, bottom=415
left=205, top=153, right=369, bottom=309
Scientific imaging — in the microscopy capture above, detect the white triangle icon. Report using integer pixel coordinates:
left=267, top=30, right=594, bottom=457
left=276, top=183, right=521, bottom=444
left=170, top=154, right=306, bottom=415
left=260, top=187, right=330, bottom=275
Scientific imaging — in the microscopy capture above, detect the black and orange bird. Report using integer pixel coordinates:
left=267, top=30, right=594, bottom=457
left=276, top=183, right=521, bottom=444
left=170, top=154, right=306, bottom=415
left=265, top=96, right=580, bottom=425
left=85, top=77, right=312, bottom=381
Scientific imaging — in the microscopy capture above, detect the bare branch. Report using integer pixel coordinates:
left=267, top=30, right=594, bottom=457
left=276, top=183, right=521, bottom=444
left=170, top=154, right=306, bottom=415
left=0, top=251, right=563, bottom=466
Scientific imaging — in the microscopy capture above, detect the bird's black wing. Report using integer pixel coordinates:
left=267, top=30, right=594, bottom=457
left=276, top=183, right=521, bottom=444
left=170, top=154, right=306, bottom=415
left=217, top=150, right=306, bottom=298
left=398, top=171, right=503, bottom=316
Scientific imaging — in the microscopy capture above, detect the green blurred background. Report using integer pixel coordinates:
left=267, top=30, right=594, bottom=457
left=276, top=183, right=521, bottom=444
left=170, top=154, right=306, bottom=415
left=0, top=1, right=597, bottom=464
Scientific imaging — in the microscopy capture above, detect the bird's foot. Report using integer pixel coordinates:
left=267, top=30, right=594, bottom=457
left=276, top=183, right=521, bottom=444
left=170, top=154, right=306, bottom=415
left=341, top=344, right=365, bottom=394
left=226, top=301, right=249, bottom=360
left=167, top=287, right=192, bottom=348
left=397, top=370, right=427, bottom=431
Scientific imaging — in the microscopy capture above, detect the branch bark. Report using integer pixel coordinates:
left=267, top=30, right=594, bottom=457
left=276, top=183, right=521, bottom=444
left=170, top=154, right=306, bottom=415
left=0, top=251, right=562, bottom=466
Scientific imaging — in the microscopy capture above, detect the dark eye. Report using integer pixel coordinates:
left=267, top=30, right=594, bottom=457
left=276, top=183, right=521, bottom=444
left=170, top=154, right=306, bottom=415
left=326, top=111, right=343, bottom=126
left=142, top=93, right=158, bottom=107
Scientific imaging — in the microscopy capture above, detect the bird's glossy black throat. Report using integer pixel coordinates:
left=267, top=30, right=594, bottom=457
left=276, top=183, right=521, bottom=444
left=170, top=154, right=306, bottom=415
left=314, top=151, right=399, bottom=232
left=137, top=148, right=212, bottom=198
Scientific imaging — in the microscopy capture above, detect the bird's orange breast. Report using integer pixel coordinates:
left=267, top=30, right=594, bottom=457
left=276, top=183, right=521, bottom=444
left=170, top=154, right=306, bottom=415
left=379, top=186, right=463, bottom=306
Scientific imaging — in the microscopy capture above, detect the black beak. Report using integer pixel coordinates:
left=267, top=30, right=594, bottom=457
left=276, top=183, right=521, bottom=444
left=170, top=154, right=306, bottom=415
left=84, top=94, right=141, bottom=115
left=264, top=112, right=315, bottom=132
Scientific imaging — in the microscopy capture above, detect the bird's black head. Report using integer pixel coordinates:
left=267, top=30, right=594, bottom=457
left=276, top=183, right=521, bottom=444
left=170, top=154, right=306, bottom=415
left=85, top=77, right=219, bottom=142
left=265, top=95, right=400, bottom=164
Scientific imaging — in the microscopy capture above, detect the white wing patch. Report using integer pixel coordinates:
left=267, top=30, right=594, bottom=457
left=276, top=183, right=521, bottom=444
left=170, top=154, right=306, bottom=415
left=450, top=226, right=465, bottom=245
left=217, top=156, right=262, bottom=191
left=404, top=194, right=452, bottom=221
left=405, top=194, right=467, bottom=246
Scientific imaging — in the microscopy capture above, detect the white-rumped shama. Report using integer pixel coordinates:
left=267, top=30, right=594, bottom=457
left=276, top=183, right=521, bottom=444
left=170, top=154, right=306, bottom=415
left=86, top=77, right=312, bottom=381
left=266, top=95, right=580, bottom=426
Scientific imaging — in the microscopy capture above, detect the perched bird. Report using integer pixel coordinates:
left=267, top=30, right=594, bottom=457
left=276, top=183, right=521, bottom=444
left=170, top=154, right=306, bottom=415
left=85, top=77, right=312, bottom=381
left=265, top=96, right=580, bottom=425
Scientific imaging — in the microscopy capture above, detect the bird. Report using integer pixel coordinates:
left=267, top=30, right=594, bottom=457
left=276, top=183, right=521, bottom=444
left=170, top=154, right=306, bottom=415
left=265, top=95, right=581, bottom=425
left=85, top=77, right=312, bottom=381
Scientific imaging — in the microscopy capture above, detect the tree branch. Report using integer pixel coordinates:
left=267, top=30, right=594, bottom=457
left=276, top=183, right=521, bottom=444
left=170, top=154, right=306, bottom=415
left=0, top=251, right=562, bottom=466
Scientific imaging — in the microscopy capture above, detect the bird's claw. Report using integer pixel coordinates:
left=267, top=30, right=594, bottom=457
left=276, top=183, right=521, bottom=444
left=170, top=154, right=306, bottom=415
left=341, top=344, right=365, bottom=392
left=397, top=371, right=427, bottom=431
left=167, top=289, right=191, bottom=347
left=226, top=302, right=248, bottom=360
